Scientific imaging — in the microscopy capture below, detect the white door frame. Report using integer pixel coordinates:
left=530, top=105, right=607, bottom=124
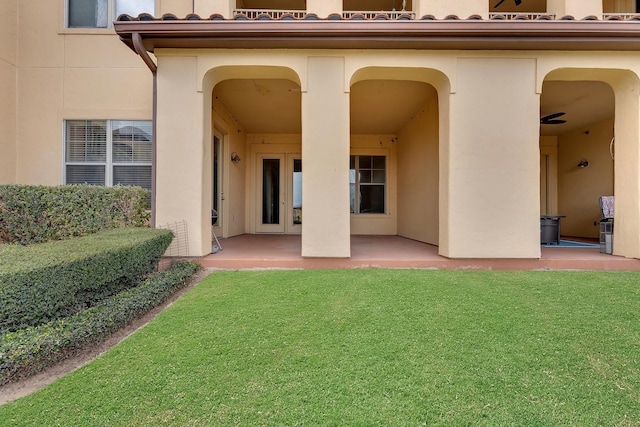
left=255, top=153, right=302, bottom=234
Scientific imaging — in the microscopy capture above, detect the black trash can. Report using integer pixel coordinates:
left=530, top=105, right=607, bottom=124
left=540, top=215, right=565, bottom=245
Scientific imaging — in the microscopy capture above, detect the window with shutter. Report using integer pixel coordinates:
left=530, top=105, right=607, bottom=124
left=64, top=120, right=152, bottom=192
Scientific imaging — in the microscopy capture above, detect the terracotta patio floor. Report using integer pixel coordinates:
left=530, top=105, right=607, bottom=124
left=197, top=235, right=640, bottom=271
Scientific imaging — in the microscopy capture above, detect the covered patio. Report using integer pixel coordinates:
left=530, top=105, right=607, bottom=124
left=198, top=235, right=640, bottom=271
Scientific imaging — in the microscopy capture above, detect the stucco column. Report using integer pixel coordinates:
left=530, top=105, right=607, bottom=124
left=442, top=58, right=540, bottom=259
left=416, top=0, right=487, bottom=19
left=195, top=0, right=233, bottom=17
left=611, top=75, right=640, bottom=258
left=548, top=0, right=602, bottom=18
left=307, top=0, right=341, bottom=18
left=156, top=55, right=209, bottom=256
left=301, top=57, right=350, bottom=258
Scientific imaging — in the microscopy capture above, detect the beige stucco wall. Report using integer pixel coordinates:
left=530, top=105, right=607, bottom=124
left=443, top=58, right=541, bottom=259
left=550, top=0, right=602, bottom=17
left=156, top=55, right=209, bottom=256
left=417, top=0, right=487, bottom=19
left=7, top=0, right=153, bottom=186
left=558, top=118, right=614, bottom=238
left=397, top=90, right=439, bottom=245
left=308, top=0, right=341, bottom=18
left=212, top=98, right=247, bottom=238
left=150, top=48, right=640, bottom=258
left=0, top=0, right=17, bottom=183
left=302, top=57, right=351, bottom=257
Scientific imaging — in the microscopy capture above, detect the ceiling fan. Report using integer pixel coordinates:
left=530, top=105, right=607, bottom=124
left=493, top=0, right=523, bottom=7
left=540, top=112, right=567, bottom=125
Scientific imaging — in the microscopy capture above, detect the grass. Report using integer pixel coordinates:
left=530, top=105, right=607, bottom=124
left=1, top=270, right=639, bottom=426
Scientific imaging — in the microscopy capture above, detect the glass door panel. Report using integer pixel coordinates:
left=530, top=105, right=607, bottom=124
left=287, top=155, right=302, bottom=234
left=257, top=154, right=285, bottom=233
left=262, top=158, right=281, bottom=225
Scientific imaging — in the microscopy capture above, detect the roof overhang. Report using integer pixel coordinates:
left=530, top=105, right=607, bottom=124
left=114, top=20, right=640, bottom=52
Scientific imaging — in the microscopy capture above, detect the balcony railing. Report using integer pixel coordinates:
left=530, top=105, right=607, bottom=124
left=342, top=11, right=416, bottom=20
left=489, top=13, right=555, bottom=20
left=232, top=9, right=416, bottom=20
left=233, top=9, right=307, bottom=19
left=603, top=13, right=640, bottom=20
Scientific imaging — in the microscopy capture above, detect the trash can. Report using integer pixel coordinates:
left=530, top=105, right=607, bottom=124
left=540, top=215, right=565, bottom=245
left=599, top=221, right=613, bottom=254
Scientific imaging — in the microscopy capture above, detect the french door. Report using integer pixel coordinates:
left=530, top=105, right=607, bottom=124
left=256, top=153, right=302, bottom=234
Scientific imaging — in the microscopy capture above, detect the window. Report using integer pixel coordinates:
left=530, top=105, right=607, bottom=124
left=67, top=0, right=155, bottom=28
left=65, top=120, right=152, bottom=192
left=350, top=155, right=386, bottom=214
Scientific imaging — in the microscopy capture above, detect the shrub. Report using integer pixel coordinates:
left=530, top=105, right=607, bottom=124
left=0, top=184, right=150, bottom=245
left=0, top=228, right=173, bottom=333
left=0, top=261, right=200, bottom=386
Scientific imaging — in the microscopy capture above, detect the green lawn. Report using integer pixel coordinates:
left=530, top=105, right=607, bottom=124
left=1, top=270, right=639, bottom=426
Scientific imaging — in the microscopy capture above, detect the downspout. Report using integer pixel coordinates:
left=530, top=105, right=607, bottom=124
left=132, top=33, right=158, bottom=228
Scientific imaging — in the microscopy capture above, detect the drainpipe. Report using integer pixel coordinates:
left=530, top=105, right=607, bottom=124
left=132, top=33, right=158, bottom=228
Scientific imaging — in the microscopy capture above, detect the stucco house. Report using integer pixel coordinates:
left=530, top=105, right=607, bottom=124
left=2, top=0, right=640, bottom=259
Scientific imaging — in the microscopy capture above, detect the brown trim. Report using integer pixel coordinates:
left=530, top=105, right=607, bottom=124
left=132, top=32, right=158, bottom=73
left=131, top=32, right=158, bottom=228
left=115, top=20, right=640, bottom=52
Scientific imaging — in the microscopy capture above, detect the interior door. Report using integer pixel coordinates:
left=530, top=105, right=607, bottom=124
left=257, top=154, right=285, bottom=233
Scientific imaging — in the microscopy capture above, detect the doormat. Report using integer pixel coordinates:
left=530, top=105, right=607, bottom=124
left=542, top=240, right=600, bottom=248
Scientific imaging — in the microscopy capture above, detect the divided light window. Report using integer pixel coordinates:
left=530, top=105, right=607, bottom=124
left=350, top=155, right=386, bottom=214
left=67, top=0, right=155, bottom=28
left=65, top=120, right=152, bottom=191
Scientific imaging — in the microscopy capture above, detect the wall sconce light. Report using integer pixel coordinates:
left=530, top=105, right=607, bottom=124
left=577, top=158, right=589, bottom=168
left=231, top=152, right=241, bottom=163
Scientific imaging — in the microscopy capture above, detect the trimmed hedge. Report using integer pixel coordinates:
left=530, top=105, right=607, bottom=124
left=0, top=261, right=200, bottom=386
left=0, top=228, right=173, bottom=333
left=0, top=184, right=150, bottom=245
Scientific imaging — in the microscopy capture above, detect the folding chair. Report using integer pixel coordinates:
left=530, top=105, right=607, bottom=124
left=211, top=209, right=222, bottom=252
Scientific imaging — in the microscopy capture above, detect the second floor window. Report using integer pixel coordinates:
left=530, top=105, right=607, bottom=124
left=67, top=0, right=155, bottom=28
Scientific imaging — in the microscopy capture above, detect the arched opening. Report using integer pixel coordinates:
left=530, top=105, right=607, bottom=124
left=539, top=80, right=615, bottom=245
left=212, top=76, right=302, bottom=239
left=349, top=73, right=442, bottom=246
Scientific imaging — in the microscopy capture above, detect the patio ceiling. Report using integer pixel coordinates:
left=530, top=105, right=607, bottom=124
left=540, top=81, right=614, bottom=136
left=213, top=79, right=436, bottom=134
left=214, top=78, right=613, bottom=136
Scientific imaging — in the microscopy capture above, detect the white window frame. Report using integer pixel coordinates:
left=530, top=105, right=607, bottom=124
left=65, top=0, right=156, bottom=29
left=63, top=120, right=152, bottom=190
left=350, top=154, right=387, bottom=215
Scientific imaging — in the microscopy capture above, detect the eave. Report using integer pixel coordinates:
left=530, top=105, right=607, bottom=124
left=114, top=19, right=640, bottom=53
